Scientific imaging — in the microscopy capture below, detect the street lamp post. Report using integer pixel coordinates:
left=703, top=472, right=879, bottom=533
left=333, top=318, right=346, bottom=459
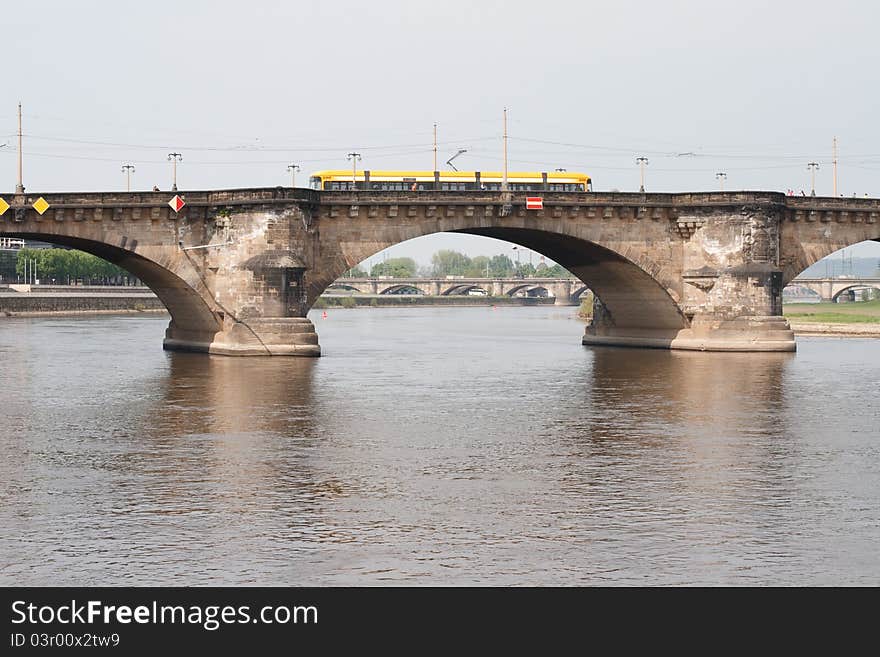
left=502, top=107, right=509, bottom=192
left=167, top=153, right=182, bottom=192
left=433, top=122, right=438, bottom=172
left=636, top=156, right=649, bottom=192
left=287, top=163, right=300, bottom=188
left=347, top=152, right=362, bottom=189
left=807, top=162, right=820, bottom=196
left=716, top=172, right=727, bottom=191
left=122, top=164, right=135, bottom=192
left=15, top=102, right=24, bottom=194
left=832, top=137, right=838, bottom=197
left=512, top=245, right=521, bottom=278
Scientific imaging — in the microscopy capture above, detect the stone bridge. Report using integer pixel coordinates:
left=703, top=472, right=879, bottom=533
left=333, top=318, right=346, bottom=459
left=1, top=188, right=878, bottom=355
left=787, top=277, right=880, bottom=302
left=328, top=277, right=587, bottom=304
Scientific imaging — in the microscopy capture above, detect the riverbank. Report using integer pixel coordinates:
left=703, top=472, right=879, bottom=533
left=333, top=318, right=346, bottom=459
left=0, top=285, right=164, bottom=316
left=788, top=322, right=880, bottom=337
left=783, top=299, right=880, bottom=324
left=783, top=300, right=880, bottom=336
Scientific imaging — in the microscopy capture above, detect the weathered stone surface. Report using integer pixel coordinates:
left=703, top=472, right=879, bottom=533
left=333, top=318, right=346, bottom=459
left=1, top=189, right=877, bottom=354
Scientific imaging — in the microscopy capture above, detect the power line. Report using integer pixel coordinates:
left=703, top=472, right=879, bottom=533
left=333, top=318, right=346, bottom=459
left=17, top=133, right=499, bottom=153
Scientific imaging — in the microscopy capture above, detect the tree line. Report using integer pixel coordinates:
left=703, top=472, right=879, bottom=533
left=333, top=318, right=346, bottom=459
left=348, top=250, right=574, bottom=279
left=15, top=248, right=135, bottom=285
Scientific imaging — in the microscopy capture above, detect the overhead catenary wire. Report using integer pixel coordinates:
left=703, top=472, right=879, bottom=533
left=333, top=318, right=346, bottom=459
left=3, top=119, right=879, bottom=195
left=10, top=129, right=880, bottom=162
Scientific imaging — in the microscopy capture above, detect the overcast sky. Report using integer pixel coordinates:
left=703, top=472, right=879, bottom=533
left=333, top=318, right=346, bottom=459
left=4, top=0, right=879, bottom=264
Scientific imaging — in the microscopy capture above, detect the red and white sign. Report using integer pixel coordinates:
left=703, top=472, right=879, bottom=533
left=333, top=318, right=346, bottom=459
left=168, top=195, right=186, bottom=212
left=526, top=197, right=543, bottom=210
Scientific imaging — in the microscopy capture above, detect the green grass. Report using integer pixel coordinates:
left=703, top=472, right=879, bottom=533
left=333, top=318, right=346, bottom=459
left=784, top=299, right=880, bottom=324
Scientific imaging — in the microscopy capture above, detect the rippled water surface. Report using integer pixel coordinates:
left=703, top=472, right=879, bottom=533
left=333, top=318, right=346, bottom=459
left=1, top=307, right=878, bottom=585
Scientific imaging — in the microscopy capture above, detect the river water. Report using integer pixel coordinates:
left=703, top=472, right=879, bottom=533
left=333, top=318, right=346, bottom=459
left=1, top=307, right=878, bottom=585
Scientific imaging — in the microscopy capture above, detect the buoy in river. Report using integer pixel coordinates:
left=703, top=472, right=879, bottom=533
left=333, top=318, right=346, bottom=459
left=322, top=311, right=328, bottom=319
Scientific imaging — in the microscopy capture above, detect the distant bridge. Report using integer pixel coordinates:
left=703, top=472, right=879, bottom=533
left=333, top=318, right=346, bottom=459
left=787, top=277, right=880, bottom=302
left=328, top=277, right=587, bottom=304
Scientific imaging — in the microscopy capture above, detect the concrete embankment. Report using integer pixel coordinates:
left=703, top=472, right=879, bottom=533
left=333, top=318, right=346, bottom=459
left=0, top=285, right=165, bottom=316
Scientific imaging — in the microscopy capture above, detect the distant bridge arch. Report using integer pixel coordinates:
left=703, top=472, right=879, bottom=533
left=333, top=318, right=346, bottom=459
left=379, top=284, right=426, bottom=295
left=571, top=285, right=592, bottom=300
left=439, top=284, right=490, bottom=296
left=504, top=283, right=550, bottom=297
left=832, top=284, right=880, bottom=302
left=787, top=277, right=880, bottom=302
left=326, top=282, right=366, bottom=293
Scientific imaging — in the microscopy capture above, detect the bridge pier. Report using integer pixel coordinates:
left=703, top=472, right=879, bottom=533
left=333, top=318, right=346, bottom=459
left=551, top=280, right=576, bottom=305
left=583, top=206, right=797, bottom=352
left=163, top=317, right=320, bottom=356
left=583, top=316, right=795, bottom=351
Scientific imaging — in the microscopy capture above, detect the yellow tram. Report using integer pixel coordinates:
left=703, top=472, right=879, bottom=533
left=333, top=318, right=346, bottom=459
left=309, top=170, right=591, bottom=192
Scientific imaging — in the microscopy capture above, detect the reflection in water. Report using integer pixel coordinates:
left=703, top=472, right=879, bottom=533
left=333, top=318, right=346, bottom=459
left=0, top=310, right=877, bottom=585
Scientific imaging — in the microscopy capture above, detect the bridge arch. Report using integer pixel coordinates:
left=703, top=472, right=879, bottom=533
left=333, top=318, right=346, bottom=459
left=440, top=284, right=489, bottom=296
left=326, top=282, right=366, bottom=293
left=571, top=285, right=592, bottom=299
left=379, top=284, right=425, bottom=295
left=309, top=226, right=687, bottom=333
left=782, top=231, right=880, bottom=286
left=504, top=283, right=550, bottom=297
left=831, top=284, right=880, bottom=302
left=0, top=230, right=228, bottom=352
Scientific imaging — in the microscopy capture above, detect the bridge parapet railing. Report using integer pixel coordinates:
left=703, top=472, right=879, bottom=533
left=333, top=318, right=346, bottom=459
left=1, top=188, right=319, bottom=210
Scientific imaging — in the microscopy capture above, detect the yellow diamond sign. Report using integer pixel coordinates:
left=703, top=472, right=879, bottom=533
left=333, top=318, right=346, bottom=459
left=32, top=197, right=50, bottom=215
left=0, top=197, right=9, bottom=216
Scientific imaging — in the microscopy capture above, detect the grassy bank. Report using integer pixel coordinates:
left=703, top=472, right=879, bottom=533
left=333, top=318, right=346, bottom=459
left=783, top=300, right=880, bottom=324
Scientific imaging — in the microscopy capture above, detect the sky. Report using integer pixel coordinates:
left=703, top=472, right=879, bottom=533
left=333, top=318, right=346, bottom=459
left=3, top=0, right=879, bottom=265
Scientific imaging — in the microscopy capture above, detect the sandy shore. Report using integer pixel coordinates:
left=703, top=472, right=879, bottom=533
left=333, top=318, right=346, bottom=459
left=789, top=322, right=880, bottom=338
